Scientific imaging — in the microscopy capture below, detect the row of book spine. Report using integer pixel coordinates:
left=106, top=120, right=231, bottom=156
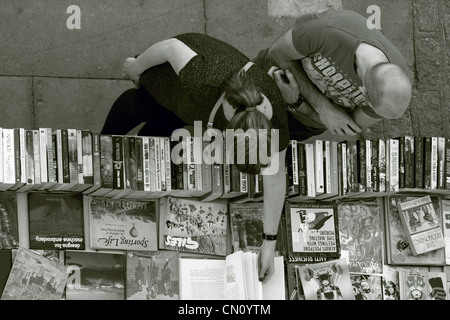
left=0, top=128, right=264, bottom=202
left=285, top=135, right=450, bottom=201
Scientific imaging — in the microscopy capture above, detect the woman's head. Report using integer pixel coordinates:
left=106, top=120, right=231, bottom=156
left=223, top=70, right=274, bottom=175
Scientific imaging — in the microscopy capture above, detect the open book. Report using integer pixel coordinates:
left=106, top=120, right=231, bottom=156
left=178, top=251, right=285, bottom=300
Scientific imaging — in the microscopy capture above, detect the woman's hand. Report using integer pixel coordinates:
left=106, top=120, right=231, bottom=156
left=123, top=57, right=141, bottom=88
left=268, top=67, right=299, bottom=104
left=258, top=239, right=277, bottom=283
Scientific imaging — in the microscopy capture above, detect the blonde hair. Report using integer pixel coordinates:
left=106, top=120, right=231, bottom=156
left=224, top=70, right=273, bottom=175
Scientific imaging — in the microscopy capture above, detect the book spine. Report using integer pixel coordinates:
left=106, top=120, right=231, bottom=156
left=445, top=137, right=450, bottom=190
left=285, top=140, right=293, bottom=196
left=378, top=139, right=386, bottom=192
left=19, top=128, right=26, bottom=184
left=154, top=137, right=162, bottom=191
left=128, top=136, right=137, bottom=190
left=0, top=128, right=3, bottom=183
left=186, top=136, right=196, bottom=191
left=91, top=132, right=101, bottom=189
left=100, top=134, right=113, bottom=188
left=365, top=139, right=372, bottom=192
left=298, top=142, right=307, bottom=196
left=333, top=141, right=341, bottom=196
left=135, top=136, right=144, bottom=191
left=324, top=140, right=331, bottom=194
left=76, top=129, right=84, bottom=184
left=45, top=128, right=56, bottom=183
left=404, top=135, right=415, bottom=189
left=415, top=136, right=424, bottom=189
left=67, top=129, right=78, bottom=184
left=438, top=136, right=446, bottom=189
left=314, top=140, right=324, bottom=194
left=341, top=141, right=347, bottom=195
left=385, top=139, right=391, bottom=192
left=291, top=140, right=299, bottom=195
left=142, top=137, right=151, bottom=192
left=240, top=172, right=248, bottom=193
left=164, top=137, right=172, bottom=192
left=159, top=137, right=166, bottom=191
left=431, top=136, right=438, bottom=189
left=231, top=164, right=240, bottom=192
left=53, top=129, right=63, bottom=183
left=370, top=139, right=379, bottom=192
left=398, top=136, right=405, bottom=189
left=112, top=135, right=124, bottom=190
left=388, top=138, right=399, bottom=192
left=82, top=130, right=94, bottom=185
left=122, top=135, right=131, bottom=189
left=39, top=128, right=48, bottom=183
left=304, top=142, right=315, bottom=197
left=170, top=138, right=183, bottom=190
left=201, top=140, right=211, bottom=193
left=25, top=130, right=34, bottom=184
left=148, top=137, right=156, bottom=192
left=423, top=137, right=432, bottom=189
left=211, top=163, right=223, bottom=195
left=348, top=140, right=358, bottom=193
left=223, top=137, right=231, bottom=194
left=357, top=139, right=366, bottom=192
left=32, top=130, right=41, bottom=184
left=194, top=136, right=202, bottom=191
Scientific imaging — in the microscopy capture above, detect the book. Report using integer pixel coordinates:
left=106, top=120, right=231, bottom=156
left=0, top=249, right=12, bottom=297
left=65, top=251, right=125, bottom=300
left=349, top=273, right=383, bottom=300
left=415, top=136, right=424, bottom=188
left=0, top=192, right=19, bottom=249
left=388, top=138, right=399, bottom=191
left=159, top=196, right=229, bottom=256
left=88, top=134, right=114, bottom=197
left=382, top=265, right=400, bottom=300
left=88, top=197, right=158, bottom=252
left=378, top=139, right=386, bottom=192
left=445, top=137, right=450, bottom=189
left=336, top=198, right=383, bottom=274
left=357, top=139, right=366, bottom=192
left=398, top=266, right=448, bottom=300
left=404, top=135, right=415, bottom=189
left=28, top=192, right=85, bottom=250
left=370, top=138, right=379, bottom=192
left=284, top=200, right=340, bottom=260
left=1, top=246, right=68, bottom=300
left=384, top=195, right=445, bottom=265
left=126, top=250, right=179, bottom=300
left=396, top=194, right=445, bottom=255
left=437, top=136, right=446, bottom=189
left=314, top=139, right=325, bottom=195
left=304, top=142, right=316, bottom=197
left=442, top=199, right=450, bottom=265
left=296, top=258, right=355, bottom=300
left=178, top=251, right=285, bottom=300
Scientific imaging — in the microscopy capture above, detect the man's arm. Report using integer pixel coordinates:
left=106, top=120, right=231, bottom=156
left=258, top=148, right=286, bottom=283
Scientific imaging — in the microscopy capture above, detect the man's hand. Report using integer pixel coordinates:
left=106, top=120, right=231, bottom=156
left=268, top=67, right=300, bottom=104
left=318, top=101, right=362, bottom=136
left=123, top=57, right=141, bottom=88
left=258, top=239, right=277, bottom=283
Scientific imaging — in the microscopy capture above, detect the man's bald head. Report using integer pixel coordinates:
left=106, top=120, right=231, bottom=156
left=364, top=62, right=412, bottom=119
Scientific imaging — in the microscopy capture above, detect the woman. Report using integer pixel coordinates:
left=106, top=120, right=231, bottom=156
left=101, top=32, right=300, bottom=282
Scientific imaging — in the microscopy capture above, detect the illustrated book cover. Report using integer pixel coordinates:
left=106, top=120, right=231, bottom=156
left=284, top=201, right=340, bottom=259
left=336, top=198, right=383, bottom=274
left=296, top=258, right=355, bottom=300
left=159, top=196, right=228, bottom=256
left=28, top=192, right=85, bottom=250
left=126, top=250, right=180, bottom=300
left=88, top=197, right=158, bottom=252
left=64, top=250, right=125, bottom=300
left=398, top=266, right=448, bottom=300
left=382, top=265, right=400, bottom=300
left=0, top=192, right=19, bottom=249
left=349, top=273, right=383, bottom=300
left=395, top=194, right=445, bottom=255
left=1, top=246, right=68, bottom=300
left=384, top=195, right=445, bottom=266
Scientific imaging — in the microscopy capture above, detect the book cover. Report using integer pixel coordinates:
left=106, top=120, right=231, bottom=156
left=0, top=249, right=12, bottom=297
left=284, top=201, right=340, bottom=259
left=357, top=139, right=366, bottom=192
left=65, top=251, right=125, bottom=300
left=304, top=142, right=315, bottom=197
left=398, top=136, right=405, bottom=189
left=1, top=246, right=68, bottom=300
left=297, top=142, right=307, bottom=196
left=442, top=199, right=450, bottom=265
left=424, top=136, right=432, bottom=189
left=314, top=139, right=324, bottom=195
left=82, top=130, right=94, bottom=185
left=126, top=250, right=179, bottom=300
left=296, top=258, right=355, bottom=300
left=159, top=196, right=228, bottom=256
left=388, top=138, right=399, bottom=191
left=350, top=273, right=383, bottom=300
left=67, top=128, right=79, bottom=185
left=437, top=136, right=445, bottom=189
left=336, top=198, right=383, bottom=274
left=88, top=197, right=158, bottom=251
left=28, top=192, right=85, bottom=250
left=396, top=194, right=445, bottom=255
left=0, top=192, right=19, bottom=249
left=382, top=265, right=400, bottom=300
left=384, top=195, right=445, bottom=265
left=398, top=266, right=448, bottom=300
left=371, top=138, right=379, bottom=192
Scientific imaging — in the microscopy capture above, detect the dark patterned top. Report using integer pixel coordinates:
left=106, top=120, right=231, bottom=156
left=139, top=33, right=289, bottom=151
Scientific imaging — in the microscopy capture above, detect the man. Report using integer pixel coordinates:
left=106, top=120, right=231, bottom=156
left=254, top=9, right=413, bottom=140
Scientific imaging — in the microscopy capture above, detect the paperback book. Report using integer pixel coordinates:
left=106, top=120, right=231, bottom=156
left=349, top=273, right=383, bottom=300
left=88, top=197, right=158, bottom=252
left=159, top=196, right=228, bottom=256
left=1, top=246, right=68, bottom=300
left=284, top=201, right=340, bottom=260
left=336, top=198, right=383, bottom=274
left=28, top=192, right=85, bottom=250
left=398, top=266, right=448, bottom=300
left=0, top=192, right=19, bottom=249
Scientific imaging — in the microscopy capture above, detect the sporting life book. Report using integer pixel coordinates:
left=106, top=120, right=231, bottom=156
left=88, top=197, right=158, bottom=252
left=178, top=251, right=285, bottom=300
left=159, top=196, right=229, bottom=256
left=28, top=192, right=85, bottom=250
left=0, top=192, right=19, bottom=249
left=284, top=200, right=340, bottom=260
left=336, top=198, right=383, bottom=274
left=126, top=250, right=179, bottom=300
left=384, top=195, right=445, bottom=266
left=395, top=194, right=445, bottom=255
left=296, top=258, right=355, bottom=300
left=65, top=251, right=125, bottom=300
left=1, top=246, right=68, bottom=300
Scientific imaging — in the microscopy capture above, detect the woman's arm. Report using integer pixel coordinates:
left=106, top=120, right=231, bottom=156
left=258, top=148, right=287, bottom=283
left=122, top=38, right=198, bottom=82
